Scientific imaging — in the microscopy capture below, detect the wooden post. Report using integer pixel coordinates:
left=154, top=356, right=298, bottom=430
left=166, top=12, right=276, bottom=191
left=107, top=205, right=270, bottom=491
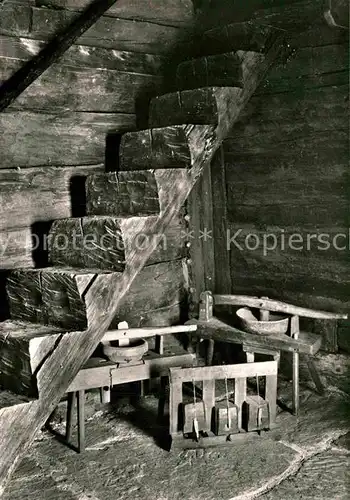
left=77, top=390, right=85, bottom=453
left=0, top=0, right=119, bottom=112
left=66, top=392, right=75, bottom=443
left=169, top=379, right=182, bottom=436
left=199, top=291, right=213, bottom=321
left=290, top=315, right=300, bottom=416
left=202, top=379, right=215, bottom=430
left=234, top=378, right=247, bottom=430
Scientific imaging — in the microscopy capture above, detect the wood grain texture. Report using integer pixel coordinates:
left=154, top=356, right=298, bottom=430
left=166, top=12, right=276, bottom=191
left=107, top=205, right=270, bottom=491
left=86, top=170, right=160, bottom=216
left=0, top=111, right=135, bottom=168
left=1, top=57, right=162, bottom=113
left=35, top=0, right=194, bottom=27
left=0, top=321, right=62, bottom=397
left=0, top=4, right=186, bottom=54
left=0, top=29, right=284, bottom=492
left=176, top=51, right=264, bottom=90
left=49, top=216, right=186, bottom=270
left=0, top=229, right=34, bottom=269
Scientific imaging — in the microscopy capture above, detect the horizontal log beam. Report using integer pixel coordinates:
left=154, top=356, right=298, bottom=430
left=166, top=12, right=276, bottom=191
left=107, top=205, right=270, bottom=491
left=0, top=0, right=119, bottom=111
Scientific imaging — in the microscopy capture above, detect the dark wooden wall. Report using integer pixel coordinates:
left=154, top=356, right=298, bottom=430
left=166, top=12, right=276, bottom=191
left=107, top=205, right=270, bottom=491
left=0, top=0, right=194, bottom=270
left=212, top=21, right=349, bottom=351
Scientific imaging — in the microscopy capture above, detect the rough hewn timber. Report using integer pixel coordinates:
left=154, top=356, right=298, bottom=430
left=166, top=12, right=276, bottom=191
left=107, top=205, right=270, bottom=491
left=0, top=229, right=33, bottom=269
left=0, top=35, right=165, bottom=75
left=86, top=170, right=160, bottom=216
left=0, top=0, right=120, bottom=111
left=0, top=3, right=185, bottom=54
left=48, top=216, right=185, bottom=270
left=176, top=51, right=265, bottom=91
left=7, top=260, right=187, bottom=330
left=149, top=87, right=240, bottom=128
left=0, top=321, right=62, bottom=397
left=0, top=29, right=284, bottom=493
left=34, top=0, right=195, bottom=27
left=0, top=111, right=135, bottom=168
left=1, top=58, right=162, bottom=113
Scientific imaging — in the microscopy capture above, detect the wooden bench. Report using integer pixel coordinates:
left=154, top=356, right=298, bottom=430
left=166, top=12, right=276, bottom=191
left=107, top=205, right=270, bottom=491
left=61, top=324, right=197, bottom=452
left=187, top=292, right=347, bottom=416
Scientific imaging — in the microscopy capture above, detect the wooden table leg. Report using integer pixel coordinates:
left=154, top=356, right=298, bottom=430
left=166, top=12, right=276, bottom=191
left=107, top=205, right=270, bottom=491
left=157, top=376, right=168, bottom=422
left=206, top=339, right=215, bottom=366
left=305, top=356, right=324, bottom=395
left=66, top=392, right=75, bottom=443
left=77, top=390, right=85, bottom=453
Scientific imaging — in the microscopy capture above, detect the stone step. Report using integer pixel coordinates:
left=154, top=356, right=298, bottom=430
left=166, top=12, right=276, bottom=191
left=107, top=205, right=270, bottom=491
left=201, top=23, right=281, bottom=56
left=48, top=215, right=186, bottom=271
left=118, top=125, right=214, bottom=171
left=7, top=260, right=188, bottom=331
left=149, top=87, right=241, bottom=128
left=176, top=51, right=265, bottom=91
left=86, top=170, right=161, bottom=217
left=0, top=320, right=63, bottom=398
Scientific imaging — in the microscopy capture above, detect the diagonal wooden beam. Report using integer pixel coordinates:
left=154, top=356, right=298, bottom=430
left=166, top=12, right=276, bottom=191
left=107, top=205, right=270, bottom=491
left=0, top=35, right=284, bottom=494
left=0, top=0, right=119, bottom=112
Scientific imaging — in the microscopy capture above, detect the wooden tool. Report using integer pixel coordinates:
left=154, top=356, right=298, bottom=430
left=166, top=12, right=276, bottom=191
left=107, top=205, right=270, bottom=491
left=215, top=400, right=239, bottom=436
left=242, top=395, right=270, bottom=432
left=183, top=401, right=208, bottom=437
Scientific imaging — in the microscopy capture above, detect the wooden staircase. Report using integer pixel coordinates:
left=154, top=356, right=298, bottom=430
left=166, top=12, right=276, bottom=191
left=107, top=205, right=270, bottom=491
left=0, top=22, right=284, bottom=493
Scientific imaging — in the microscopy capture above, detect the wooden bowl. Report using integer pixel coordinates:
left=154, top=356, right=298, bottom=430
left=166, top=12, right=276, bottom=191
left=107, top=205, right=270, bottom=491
left=102, top=338, right=148, bottom=363
left=236, top=307, right=289, bottom=336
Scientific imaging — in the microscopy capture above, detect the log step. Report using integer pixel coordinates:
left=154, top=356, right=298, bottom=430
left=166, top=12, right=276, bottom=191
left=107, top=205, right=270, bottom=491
left=48, top=215, right=186, bottom=271
left=201, top=23, right=281, bottom=56
left=0, top=320, right=63, bottom=398
left=119, top=125, right=214, bottom=171
left=176, top=51, right=265, bottom=91
left=7, top=260, right=188, bottom=331
left=86, top=170, right=161, bottom=217
left=86, top=169, right=189, bottom=216
left=149, top=87, right=241, bottom=128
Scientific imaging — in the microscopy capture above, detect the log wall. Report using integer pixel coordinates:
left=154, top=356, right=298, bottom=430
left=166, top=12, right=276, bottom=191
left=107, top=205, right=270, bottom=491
left=212, top=23, right=349, bottom=351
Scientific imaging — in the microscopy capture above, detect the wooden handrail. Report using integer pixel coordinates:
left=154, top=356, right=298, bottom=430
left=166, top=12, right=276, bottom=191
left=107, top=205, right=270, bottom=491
left=213, top=294, right=348, bottom=320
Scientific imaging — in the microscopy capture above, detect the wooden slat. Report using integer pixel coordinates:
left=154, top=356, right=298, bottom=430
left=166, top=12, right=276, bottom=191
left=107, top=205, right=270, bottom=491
left=68, top=352, right=196, bottom=391
left=169, top=360, right=278, bottom=382
left=0, top=111, right=135, bottom=168
left=190, top=317, right=323, bottom=355
left=0, top=30, right=284, bottom=491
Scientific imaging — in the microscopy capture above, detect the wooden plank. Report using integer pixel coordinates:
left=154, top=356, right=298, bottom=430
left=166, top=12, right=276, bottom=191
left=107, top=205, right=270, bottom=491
left=189, top=317, right=323, bottom=355
left=0, top=111, right=135, bottom=168
left=0, top=0, right=120, bottom=111
left=0, top=229, right=33, bottom=269
left=0, top=165, right=103, bottom=232
left=102, top=324, right=197, bottom=343
left=86, top=170, right=160, bottom=216
left=1, top=58, right=162, bottom=113
left=0, top=32, right=284, bottom=492
left=69, top=352, right=196, bottom=391
left=300, top=319, right=338, bottom=353
left=28, top=5, right=184, bottom=53
left=49, top=216, right=186, bottom=270
left=210, top=146, right=231, bottom=295
left=0, top=35, right=165, bottom=74
left=35, top=0, right=194, bottom=27
left=169, top=361, right=278, bottom=383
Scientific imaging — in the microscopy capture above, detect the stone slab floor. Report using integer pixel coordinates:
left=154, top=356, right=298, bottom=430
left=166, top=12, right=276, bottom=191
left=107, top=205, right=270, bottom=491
left=2, top=354, right=350, bottom=500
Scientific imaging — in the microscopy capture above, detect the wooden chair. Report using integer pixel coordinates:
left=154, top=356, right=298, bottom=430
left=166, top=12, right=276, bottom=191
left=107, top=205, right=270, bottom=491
left=63, top=323, right=197, bottom=452
left=187, top=291, right=347, bottom=416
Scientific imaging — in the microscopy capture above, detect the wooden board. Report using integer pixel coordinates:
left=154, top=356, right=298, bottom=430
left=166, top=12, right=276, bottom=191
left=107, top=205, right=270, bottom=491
left=0, top=4, right=186, bottom=54
left=49, top=216, right=186, bottom=270
left=0, top=111, right=135, bottom=168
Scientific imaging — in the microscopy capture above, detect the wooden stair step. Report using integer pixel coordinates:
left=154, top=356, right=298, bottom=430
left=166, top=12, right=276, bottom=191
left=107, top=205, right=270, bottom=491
left=149, top=87, right=241, bottom=128
left=7, top=260, right=188, bottom=331
left=49, top=215, right=185, bottom=271
left=119, top=125, right=213, bottom=170
left=176, top=51, right=265, bottom=91
left=86, top=170, right=161, bottom=217
left=201, top=23, right=281, bottom=56
left=86, top=169, right=188, bottom=215
left=0, top=320, right=63, bottom=398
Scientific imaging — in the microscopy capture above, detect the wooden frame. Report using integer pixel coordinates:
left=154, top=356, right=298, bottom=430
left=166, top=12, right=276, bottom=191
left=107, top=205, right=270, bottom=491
left=168, top=360, right=278, bottom=449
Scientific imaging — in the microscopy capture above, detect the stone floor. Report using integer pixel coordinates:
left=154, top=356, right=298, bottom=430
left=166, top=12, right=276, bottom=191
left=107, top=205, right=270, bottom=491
left=2, top=353, right=350, bottom=500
